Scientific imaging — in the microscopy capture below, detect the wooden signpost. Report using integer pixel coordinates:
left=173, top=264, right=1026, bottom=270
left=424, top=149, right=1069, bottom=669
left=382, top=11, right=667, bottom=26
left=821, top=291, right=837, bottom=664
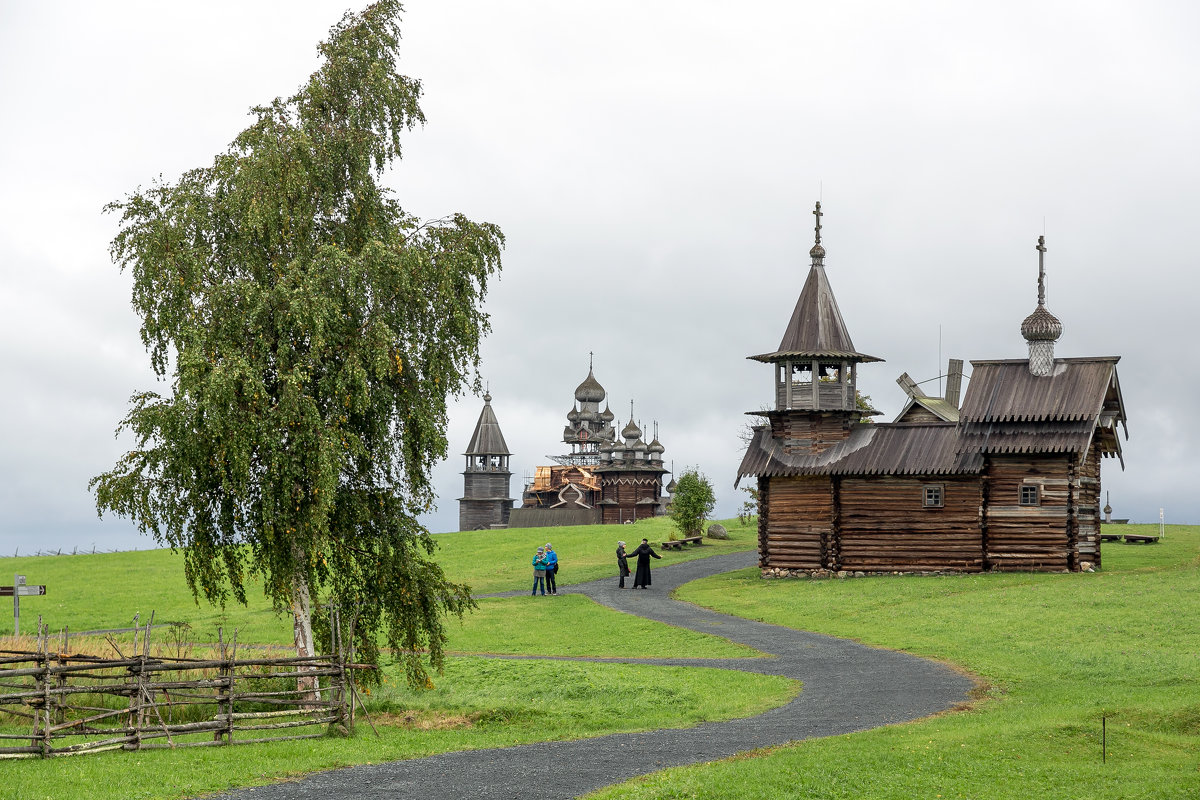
left=1, top=574, right=47, bottom=636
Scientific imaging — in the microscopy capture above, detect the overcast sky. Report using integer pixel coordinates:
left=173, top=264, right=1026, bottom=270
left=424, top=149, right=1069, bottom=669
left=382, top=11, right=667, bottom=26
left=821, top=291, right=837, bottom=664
left=2, top=1, right=1196, bottom=554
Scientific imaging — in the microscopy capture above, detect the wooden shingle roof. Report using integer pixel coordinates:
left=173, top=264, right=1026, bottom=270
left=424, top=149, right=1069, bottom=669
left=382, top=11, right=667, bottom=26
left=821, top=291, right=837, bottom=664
left=464, top=395, right=511, bottom=456
left=736, top=423, right=981, bottom=484
left=749, top=262, right=882, bottom=364
left=959, top=358, right=1123, bottom=424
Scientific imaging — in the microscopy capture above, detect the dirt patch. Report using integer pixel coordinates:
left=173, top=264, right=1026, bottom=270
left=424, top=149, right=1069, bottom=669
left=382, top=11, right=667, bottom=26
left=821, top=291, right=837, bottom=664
left=374, top=710, right=480, bottom=730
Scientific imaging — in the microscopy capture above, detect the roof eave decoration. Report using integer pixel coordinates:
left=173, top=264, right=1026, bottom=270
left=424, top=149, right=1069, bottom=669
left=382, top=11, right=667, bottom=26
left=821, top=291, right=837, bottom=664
left=748, top=349, right=884, bottom=364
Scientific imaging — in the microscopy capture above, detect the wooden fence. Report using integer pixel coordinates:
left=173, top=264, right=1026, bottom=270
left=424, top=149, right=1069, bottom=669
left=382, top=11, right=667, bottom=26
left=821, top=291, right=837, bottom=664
left=0, top=617, right=372, bottom=759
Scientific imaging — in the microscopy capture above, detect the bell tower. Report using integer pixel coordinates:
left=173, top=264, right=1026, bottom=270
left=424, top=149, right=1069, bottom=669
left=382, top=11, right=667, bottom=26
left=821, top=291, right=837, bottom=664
left=747, top=202, right=883, bottom=453
left=458, top=392, right=514, bottom=531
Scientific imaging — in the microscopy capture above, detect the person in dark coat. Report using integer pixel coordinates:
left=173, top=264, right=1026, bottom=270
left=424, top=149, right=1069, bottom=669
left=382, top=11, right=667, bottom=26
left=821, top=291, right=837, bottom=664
left=616, top=541, right=630, bottom=588
left=627, top=538, right=661, bottom=589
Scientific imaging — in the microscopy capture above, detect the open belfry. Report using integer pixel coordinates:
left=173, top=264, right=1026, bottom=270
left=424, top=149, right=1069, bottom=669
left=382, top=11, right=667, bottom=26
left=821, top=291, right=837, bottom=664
left=737, top=203, right=1128, bottom=574
left=458, top=392, right=515, bottom=531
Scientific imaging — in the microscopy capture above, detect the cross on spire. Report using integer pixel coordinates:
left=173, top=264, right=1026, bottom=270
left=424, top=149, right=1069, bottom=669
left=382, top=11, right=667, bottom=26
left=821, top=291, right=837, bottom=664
left=589, top=350, right=594, bottom=370
left=1036, top=235, right=1047, bottom=306
left=813, top=201, right=823, bottom=245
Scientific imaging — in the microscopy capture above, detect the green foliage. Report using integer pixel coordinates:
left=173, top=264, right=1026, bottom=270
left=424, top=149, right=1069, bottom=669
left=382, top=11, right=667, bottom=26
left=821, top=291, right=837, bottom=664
left=737, top=486, right=758, bottom=525
left=669, top=467, right=716, bottom=537
left=89, top=1, right=502, bottom=687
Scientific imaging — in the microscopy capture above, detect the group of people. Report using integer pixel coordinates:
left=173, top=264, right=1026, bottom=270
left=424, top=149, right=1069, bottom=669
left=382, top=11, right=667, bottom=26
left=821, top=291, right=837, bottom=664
left=616, top=539, right=661, bottom=589
left=530, top=537, right=663, bottom=595
left=531, top=544, right=558, bottom=595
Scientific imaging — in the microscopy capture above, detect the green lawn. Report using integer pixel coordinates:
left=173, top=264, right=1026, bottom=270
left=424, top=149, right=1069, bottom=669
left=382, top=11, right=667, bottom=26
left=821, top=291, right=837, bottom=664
left=0, top=657, right=796, bottom=800
left=0, top=517, right=777, bottom=799
left=449, top=595, right=761, bottom=658
left=0, top=516, right=755, bottom=641
left=585, top=523, right=1200, bottom=800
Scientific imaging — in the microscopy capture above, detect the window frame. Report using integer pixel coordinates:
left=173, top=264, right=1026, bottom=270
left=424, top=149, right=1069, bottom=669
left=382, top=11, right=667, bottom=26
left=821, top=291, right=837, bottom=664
left=1019, top=484, right=1041, bottom=506
left=922, top=484, right=944, bottom=509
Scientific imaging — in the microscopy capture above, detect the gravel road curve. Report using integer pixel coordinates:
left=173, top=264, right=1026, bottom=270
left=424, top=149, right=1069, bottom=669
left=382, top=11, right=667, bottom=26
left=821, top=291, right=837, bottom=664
left=207, top=550, right=974, bottom=800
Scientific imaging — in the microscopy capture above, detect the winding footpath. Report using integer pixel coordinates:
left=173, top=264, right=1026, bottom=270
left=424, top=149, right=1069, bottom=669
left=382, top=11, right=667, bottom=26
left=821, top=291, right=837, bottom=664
left=210, top=551, right=974, bottom=800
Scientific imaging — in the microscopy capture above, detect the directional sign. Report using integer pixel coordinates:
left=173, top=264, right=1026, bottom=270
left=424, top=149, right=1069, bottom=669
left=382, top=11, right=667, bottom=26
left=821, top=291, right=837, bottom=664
left=0, top=585, right=46, bottom=597
left=9, top=574, right=45, bottom=636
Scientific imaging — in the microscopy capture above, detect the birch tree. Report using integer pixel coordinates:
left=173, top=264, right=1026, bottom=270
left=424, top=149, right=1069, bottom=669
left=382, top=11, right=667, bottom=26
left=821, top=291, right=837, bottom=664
left=91, top=1, right=500, bottom=687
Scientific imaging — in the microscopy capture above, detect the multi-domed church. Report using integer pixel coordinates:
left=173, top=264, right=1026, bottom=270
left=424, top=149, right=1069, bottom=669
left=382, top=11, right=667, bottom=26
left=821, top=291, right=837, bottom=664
left=459, top=361, right=671, bottom=530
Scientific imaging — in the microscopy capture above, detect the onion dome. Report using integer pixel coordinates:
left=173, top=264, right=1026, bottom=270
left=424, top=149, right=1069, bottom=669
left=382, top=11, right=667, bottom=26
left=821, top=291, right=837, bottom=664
left=647, top=438, right=664, bottom=455
left=633, top=438, right=648, bottom=453
left=578, top=408, right=598, bottom=423
left=600, top=403, right=615, bottom=422
left=665, top=477, right=677, bottom=494
left=567, top=405, right=580, bottom=423
left=598, top=439, right=614, bottom=454
left=1021, top=304, right=1063, bottom=341
left=563, top=425, right=577, bottom=441
left=621, top=418, right=642, bottom=441
left=574, top=368, right=606, bottom=404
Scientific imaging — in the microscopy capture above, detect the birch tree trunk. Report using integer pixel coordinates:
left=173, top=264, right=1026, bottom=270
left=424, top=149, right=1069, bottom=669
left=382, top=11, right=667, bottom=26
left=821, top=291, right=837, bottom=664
left=291, top=563, right=320, bottom=705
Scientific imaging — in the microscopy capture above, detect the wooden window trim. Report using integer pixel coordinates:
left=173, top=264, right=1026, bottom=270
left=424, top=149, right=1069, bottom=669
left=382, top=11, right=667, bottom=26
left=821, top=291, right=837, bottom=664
left=1020, top=484, right=1040, bottom=506
left=923, top=484, right=944, bottom=508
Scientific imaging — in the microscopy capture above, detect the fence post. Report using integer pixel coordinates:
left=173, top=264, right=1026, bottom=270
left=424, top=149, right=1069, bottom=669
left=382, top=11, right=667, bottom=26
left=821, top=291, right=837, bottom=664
left=54, top=626, right=68, bottom=727
left=38, top=622, right=51, bottom=757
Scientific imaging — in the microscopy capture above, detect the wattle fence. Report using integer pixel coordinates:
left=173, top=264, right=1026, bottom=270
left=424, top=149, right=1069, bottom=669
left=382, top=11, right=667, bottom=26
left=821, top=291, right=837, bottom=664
left=0, top=620, right=372, bottom=759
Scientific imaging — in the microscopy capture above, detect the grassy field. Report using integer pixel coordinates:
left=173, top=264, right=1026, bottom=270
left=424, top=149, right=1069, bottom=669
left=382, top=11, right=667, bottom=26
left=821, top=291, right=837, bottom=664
left=586, top=523, right=1200, bottom=800
left=0, top=658, right=796, bottom=800
left=0, top=515, right=756, bottom=642
left=0, top=517, right=777, bottom=799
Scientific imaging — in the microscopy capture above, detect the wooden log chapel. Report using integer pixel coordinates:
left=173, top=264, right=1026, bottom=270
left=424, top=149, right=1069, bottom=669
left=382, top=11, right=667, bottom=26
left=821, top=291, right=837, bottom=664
left=737, top=203, right=1128, bottom=574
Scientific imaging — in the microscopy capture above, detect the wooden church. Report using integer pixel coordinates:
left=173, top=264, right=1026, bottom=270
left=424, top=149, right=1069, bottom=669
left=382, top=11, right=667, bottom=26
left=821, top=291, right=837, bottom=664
left=516, top=363, right=669, bottom=526
left=737, top=203, right=1128, bottom=574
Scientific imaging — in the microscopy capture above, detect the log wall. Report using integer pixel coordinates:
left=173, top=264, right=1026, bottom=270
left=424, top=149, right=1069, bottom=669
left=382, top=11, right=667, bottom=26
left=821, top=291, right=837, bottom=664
left=756, top=454, right=1100, bottom=575
left=768, top=412, right=856, bottom=454
left=1072, top=445, right=1102, bottom=568
left=984, top=456, right=1072, bottom=571
left=761, top=476, right=833, bottom=570
left=838, top=477, right=983, bottom=572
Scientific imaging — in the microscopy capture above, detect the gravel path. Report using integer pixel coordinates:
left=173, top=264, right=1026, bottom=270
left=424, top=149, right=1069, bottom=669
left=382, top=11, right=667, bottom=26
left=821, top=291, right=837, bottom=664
left=209, top=550, right=974, bottom=800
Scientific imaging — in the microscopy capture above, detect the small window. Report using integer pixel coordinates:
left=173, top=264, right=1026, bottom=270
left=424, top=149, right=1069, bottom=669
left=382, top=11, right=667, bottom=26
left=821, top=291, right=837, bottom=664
left=923, top=485, right=944, bottom=508
left=1020, top=485, right=1040, bottom=506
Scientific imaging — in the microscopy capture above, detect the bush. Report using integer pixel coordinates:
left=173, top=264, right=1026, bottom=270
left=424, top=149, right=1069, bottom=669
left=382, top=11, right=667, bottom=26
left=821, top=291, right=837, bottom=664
left=669, top=468, right=716, bottom=537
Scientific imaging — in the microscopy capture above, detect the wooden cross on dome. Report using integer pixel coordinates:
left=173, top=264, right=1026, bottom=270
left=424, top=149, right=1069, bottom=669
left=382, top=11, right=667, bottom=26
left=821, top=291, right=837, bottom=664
left=813, top=201, right=823, bottom=245
left=1036, top=235, right=1047, bottom=305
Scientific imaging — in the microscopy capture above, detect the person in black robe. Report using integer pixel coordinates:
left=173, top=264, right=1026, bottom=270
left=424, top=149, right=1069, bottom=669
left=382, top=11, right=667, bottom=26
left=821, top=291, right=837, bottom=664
left=616, top=541, right=630, bottom=588
left=627, top=538, right=661, bottom=589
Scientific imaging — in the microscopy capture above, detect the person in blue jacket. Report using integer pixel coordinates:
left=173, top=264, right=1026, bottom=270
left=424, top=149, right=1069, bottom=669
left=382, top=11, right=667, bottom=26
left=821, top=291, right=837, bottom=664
left=543, top=543, right=559, bottom=595
left=532, top=547, right=548, bottom=596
